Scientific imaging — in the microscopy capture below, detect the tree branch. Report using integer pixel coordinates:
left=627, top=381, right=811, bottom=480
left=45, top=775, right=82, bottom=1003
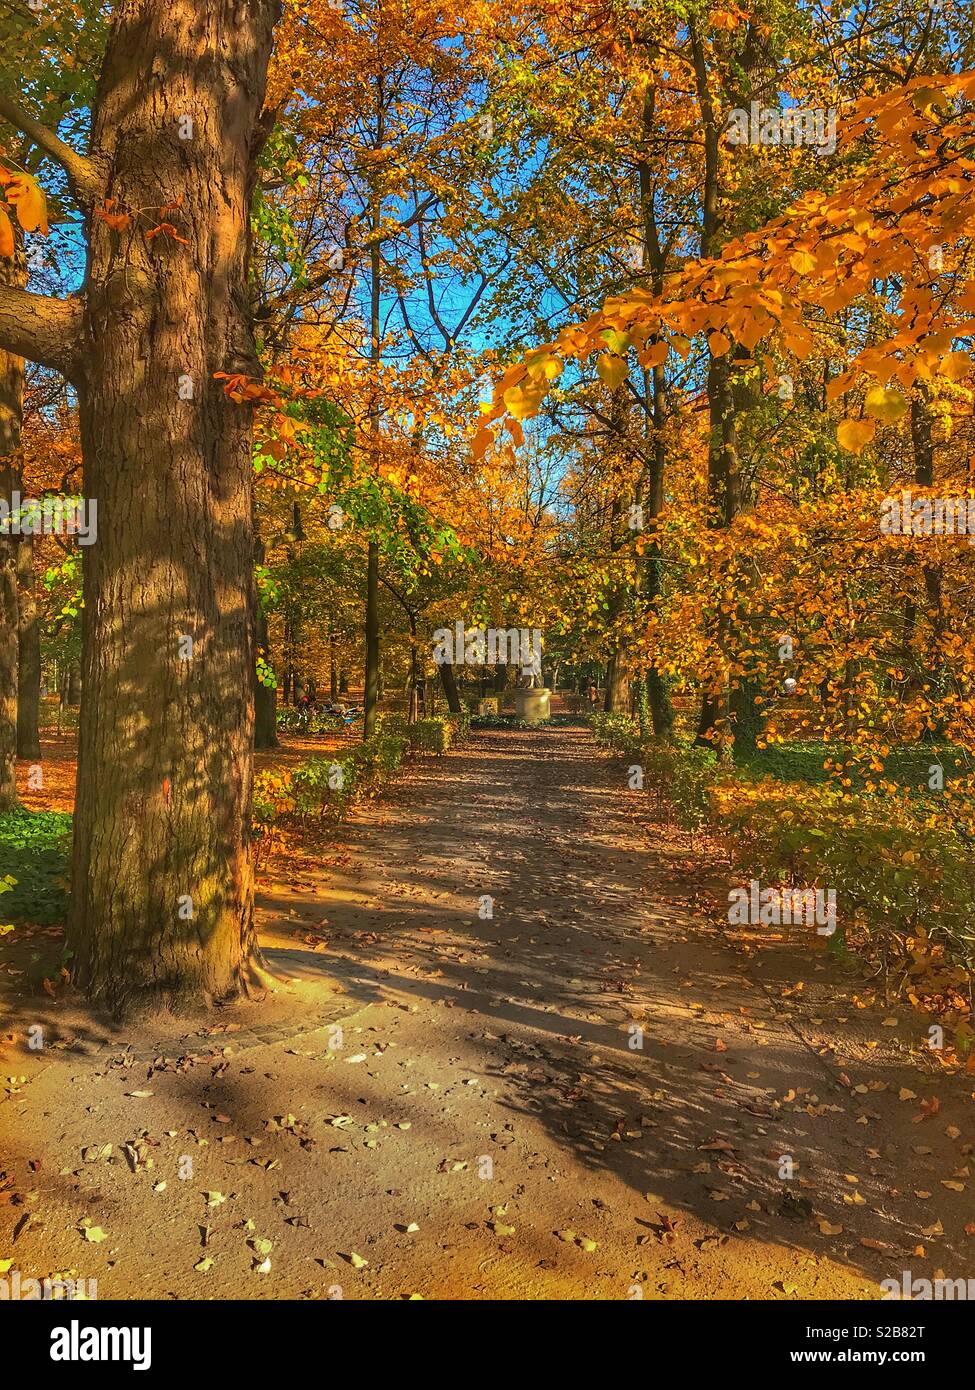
left=0, top=284, right=83, bottom=379
left=0, top=92, right=101, bottom=204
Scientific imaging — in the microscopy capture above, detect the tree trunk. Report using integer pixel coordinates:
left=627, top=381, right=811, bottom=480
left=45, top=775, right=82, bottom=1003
left=438, top=657, right=462, bottom=713
left=15, top=524, right=41, bottom=760
left=0, top=245, right=24, bottom=812
left=363, top=539, right=379, bottom=736
left=254, top=521, right=278, bottom=751
left=603, top=645, right=630, bottom=712
left=254, top=602, right=278, bottom=751
left=66, top=0, right=280, bottom=1016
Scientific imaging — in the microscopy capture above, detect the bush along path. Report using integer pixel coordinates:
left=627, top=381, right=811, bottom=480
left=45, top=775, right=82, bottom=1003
left=2, top=724, right=974, bottom=1299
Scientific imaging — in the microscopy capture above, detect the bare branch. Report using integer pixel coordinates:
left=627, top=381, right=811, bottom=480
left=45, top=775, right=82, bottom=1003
left=0, top=284, right=83, bottom=379
left=0, top=92, right=101, bottom=204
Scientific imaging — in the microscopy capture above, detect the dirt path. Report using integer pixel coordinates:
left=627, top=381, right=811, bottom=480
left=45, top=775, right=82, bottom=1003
left=2, top=726, right=973, bottom=1300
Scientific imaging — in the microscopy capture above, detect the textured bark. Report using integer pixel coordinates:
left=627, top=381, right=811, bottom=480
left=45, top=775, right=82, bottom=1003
left=0, top=501, right=17, bottom=811
left=603, top=644, right=631, bottom=713
left=64, top=0, right=281, bottom=1015
left=0, top=248, right=25, bottom=811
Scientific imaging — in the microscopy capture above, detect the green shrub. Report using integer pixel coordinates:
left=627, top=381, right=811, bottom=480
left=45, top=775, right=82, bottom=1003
left=740, top=740, right=969, bottom=791
left=590, top=711, right=641, bottom=756
left=381, top=712, right=470, bottom=753
left=0, top=810, right=72, bottom=925
left=711, top=778, right=975, bottom=968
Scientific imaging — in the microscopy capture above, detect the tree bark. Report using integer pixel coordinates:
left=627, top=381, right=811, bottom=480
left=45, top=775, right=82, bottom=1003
left=363, top=539, right=380, bottom=736
left=254, top=522, right=278, bottom=751
left=0, top=245, right=25, bottom=811
left=15, top=523, right=41, bottom=760
left=62, top=0, right=281, bottom=1015
left=438, top=657, right=462, bottom=713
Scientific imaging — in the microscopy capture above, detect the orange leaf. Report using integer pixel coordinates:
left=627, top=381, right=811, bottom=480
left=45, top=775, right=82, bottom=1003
left=0, top=205, right=13, bottom=258
left=95, top=199, right=133, bottom=233
left=5, top=172, right=48, bottom=235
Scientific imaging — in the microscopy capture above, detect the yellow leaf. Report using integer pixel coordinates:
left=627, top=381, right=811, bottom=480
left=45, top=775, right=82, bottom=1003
left=708, top=332, right=731, bottom=357
left=789, top=250, right=817, bottom=276
left=864, top=386, right=908, bottom=423
left=527, top=352, right=563, bottom=383
left=596, top=355, right=628, bottom=389
left=600, top=328, right=631, bottom=355
left=502, top=384, right=542, bottom=420
left=837, top=418, right=876, bottom=454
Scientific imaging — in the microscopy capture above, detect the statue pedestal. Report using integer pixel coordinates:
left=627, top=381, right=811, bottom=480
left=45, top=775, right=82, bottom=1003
left=514, top=687, right=551, bottom=724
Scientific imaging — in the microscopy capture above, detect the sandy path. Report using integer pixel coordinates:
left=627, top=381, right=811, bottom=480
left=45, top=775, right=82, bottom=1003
left=2, top=726, right=972, bottom=1300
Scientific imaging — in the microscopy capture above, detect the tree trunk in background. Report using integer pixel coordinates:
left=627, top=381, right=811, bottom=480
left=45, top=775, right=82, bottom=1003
left=603, top=645, right=630, bottom=712
left=254, top=599, right=278, bottom=751
left=638, top=80, right=674, bottom=742
left=363, top=539, right=379, bottom=736
left=15, top=523, right=41, bottom=760
left=66, top=0, right=280, bottom=1016
left=438, top=657, right=462, bottom=713
left=329, top=635, right=338, bottom=700
left=909, top=386, right=946, bottom=735
left=0, top=525, right=16, bottom=810
left=253, top=522, right=278, bottom=751
left=0, top=245, right=25, bottom=812
left=690, top=22, right=751, bottom=753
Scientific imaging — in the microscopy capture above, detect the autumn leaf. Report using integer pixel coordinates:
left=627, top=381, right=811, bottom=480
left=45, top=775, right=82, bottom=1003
left=3, top=172, right=48, bottom=235
left=95, top=199, right=133, bottom=233
left=837, top=418, right=877, bottom=454
left=864, top=386, right=908, bottom=423
left=596, top=354, right=628, bottom=389
left=940, top=351, right=971, bottom=382
left=0, top=206, right=13, bottom=259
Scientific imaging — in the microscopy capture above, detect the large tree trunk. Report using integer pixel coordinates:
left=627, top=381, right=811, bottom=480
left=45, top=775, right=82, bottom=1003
left=0, top=246, right=25, bottom=812
left=0, top=506, right=16, bottom=811
left=66, top=0, right=280, bottom=1016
